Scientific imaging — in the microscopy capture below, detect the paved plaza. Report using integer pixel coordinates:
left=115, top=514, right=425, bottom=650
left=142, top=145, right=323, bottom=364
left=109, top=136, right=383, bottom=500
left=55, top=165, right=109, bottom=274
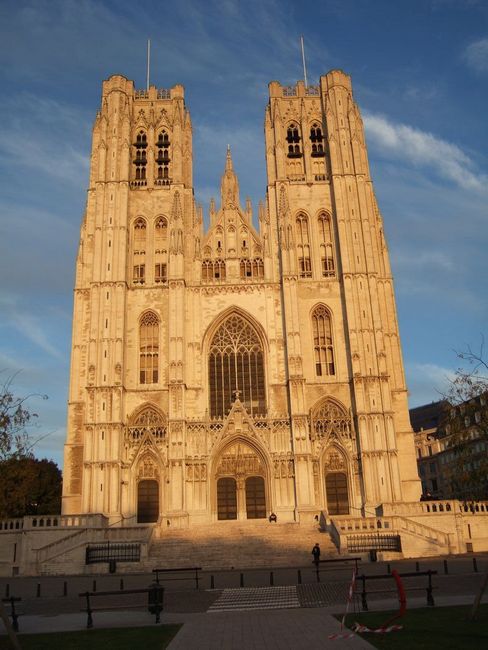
left=1, top=557, right=487, bottom=648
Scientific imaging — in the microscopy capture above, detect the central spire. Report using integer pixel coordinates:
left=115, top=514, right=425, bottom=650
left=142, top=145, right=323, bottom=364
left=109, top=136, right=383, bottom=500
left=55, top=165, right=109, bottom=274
left=221, top=146, right=239, bottom=208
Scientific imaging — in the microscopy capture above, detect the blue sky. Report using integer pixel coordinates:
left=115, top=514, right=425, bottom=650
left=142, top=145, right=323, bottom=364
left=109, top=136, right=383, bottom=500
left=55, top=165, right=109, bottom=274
left=0, top=0, right=487, bottom=468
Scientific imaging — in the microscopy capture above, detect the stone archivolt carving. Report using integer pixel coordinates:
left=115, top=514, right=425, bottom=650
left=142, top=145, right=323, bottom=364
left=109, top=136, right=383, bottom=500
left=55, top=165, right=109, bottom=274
left=126, top=406, right=167, bottom=444
left=216, top=441, right=264, bottom=478
left=312, top=399, right=353, bottom=443
left=324, top=449, right=346, bottom=471
left=138, top=455, right=159, bottom=479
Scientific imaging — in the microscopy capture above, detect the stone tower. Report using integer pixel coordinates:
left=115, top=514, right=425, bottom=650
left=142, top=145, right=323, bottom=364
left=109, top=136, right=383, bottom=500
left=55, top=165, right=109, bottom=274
left=62, top=70, right=420, bottom=524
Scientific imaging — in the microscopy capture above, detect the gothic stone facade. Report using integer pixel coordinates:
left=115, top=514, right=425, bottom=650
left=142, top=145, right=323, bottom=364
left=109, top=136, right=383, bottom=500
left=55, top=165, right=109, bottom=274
left=62, top=70, right=421, bottom=525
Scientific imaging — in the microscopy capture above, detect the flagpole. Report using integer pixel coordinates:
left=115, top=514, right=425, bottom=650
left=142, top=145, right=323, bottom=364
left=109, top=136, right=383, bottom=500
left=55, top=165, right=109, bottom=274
left=300, top=35, right=308, bottom=88
left=146, top=39, right=151, bottom=90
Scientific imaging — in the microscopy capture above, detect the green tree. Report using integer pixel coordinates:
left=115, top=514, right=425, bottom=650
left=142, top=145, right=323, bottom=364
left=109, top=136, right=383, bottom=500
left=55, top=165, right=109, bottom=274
left=0, top=457, right=62, bottom=518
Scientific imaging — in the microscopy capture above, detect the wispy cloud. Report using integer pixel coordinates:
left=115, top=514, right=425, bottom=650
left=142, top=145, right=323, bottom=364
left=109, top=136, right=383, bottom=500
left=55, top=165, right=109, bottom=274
left=0, top=92, right=90, bottom=184
left=406, top=362, right=456, bottom=406
left=0, top=294, right=63, bottom=360
left=463, top=37, right=488, bottom=73
left=364, top=112, right=488, bottom=192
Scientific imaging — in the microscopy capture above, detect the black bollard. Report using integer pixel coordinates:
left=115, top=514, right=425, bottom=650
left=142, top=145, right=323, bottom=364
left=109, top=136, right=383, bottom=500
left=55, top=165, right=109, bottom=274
left=5, top=584, right=9, bottom=598
left=386, top=563, right=391, bottom=575
left=210, top=575, right=215, bottom=589
left=120, top=578, right=124, bottom=591
left=297, top=569, right=302, bottom=584
left=93, top=579, right=97, bottom=593
left=415, top=561, right=420, bottom=572
left=473, top=557, right=478, bottom=573
left=443, top=559, right=449, bottom=575
left=240, top=573, right=244, bottom=588
left=63, top=581, right=68, bottom=597
left=270, top=571, right=274, bottom=586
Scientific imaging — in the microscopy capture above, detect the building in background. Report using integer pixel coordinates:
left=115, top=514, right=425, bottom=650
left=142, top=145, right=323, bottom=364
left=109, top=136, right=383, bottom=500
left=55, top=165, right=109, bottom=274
left=411, top=396, right=488, bottom=500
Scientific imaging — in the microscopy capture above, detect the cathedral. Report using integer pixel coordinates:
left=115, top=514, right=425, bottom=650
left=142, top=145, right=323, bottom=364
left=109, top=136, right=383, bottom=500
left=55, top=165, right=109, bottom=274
left=62, top=69, right=421, bottom=527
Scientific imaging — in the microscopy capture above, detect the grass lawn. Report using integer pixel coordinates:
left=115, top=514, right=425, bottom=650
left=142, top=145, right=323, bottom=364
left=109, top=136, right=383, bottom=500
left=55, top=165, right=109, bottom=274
left=0, top=624, right=181, bottom=650
left=340, top=603, right=488, bottom=649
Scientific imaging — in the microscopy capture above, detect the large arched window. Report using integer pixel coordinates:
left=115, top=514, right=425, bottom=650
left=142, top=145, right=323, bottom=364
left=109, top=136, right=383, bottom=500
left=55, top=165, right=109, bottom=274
left=296, top=213, right=312, bottom=277
left=318, top=213, right=335, bottom=277
left=140, top=312, right=159, bottom=384
left=312, top=306, right=335, bottom=376
left=209, top=314, right=266, bottom=418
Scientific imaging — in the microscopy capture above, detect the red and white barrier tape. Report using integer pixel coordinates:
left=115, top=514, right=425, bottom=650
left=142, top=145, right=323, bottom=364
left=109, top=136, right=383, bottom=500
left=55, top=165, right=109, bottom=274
left=353, top=623, right=403, bottom=634
left=328, top=567, right=357, bottom=640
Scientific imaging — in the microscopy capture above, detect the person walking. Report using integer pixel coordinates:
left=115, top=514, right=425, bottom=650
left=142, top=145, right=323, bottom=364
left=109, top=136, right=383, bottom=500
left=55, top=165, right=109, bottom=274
left=312, top=542, right=321, bottom=567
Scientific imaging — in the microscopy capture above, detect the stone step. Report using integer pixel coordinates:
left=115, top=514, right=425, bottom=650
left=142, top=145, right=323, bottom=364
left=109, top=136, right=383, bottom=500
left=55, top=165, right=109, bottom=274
left=145, top=521, right=338, bottom=570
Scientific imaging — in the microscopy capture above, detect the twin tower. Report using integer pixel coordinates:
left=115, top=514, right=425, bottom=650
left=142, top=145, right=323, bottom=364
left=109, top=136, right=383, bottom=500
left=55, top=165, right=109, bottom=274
left=62, top=70, right=420, bottom=525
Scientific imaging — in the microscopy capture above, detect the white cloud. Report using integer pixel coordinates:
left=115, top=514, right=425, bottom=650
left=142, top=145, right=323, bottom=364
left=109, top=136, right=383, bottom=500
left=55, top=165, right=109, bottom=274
left=406, top=362, right=456, bottom=406
left=363, top=112, right=488, bottom=193
left=0, top=93, right=90, bottom=185
left=0, top=294, right=63, bottom=360
left=463, top=37, right=488, bottom=73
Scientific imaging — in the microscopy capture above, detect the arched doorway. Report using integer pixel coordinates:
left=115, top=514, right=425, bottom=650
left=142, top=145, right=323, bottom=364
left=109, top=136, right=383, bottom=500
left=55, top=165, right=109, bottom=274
left=215, top=441, right=267, bottom=520
left=325, top=472, right=349, bottom=515
left=137, top=479, right=159, bottom=523
left=245, top=476, right=266, bottom=519
left=217, top=477, right=237, bottom=520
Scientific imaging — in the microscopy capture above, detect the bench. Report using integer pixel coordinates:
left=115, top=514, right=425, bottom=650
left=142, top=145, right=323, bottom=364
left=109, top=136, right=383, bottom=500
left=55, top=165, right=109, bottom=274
left=79, top=585, right=164, bottom=629
left=314, top=557, right=362, bottom=582
left=356, top=570, right=437, bottom=611
left=152, top=566, right=202, bottom=590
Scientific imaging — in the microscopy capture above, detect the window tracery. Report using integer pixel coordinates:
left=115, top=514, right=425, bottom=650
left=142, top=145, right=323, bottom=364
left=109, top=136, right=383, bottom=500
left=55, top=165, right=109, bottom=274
left=132, top=218, right=147, bottom=285
left=296, top=213, right=312, bottom=277
left=286, top=123, right=302, bottom=157
left=209, top=314, right=266, bottom=418
left=140, top=312, right=159, bottom=384
left=155, top=130, right=170, bottom=185
left=133, top=130, right=147, bottom=185
left=312, top=400, right=351, bottom=441
left=154, top=217, right=168, bottom=283
left=202, top=259, right=226, bottom=282
left=310, top=123, right=325, bottom=156
left=127, top=406, right=166, bottom=444
left=312, top=306, right=335, bottom=376
left=240, top=258, right=264, bottom=279
left=318, top=213, right=335, bottom=277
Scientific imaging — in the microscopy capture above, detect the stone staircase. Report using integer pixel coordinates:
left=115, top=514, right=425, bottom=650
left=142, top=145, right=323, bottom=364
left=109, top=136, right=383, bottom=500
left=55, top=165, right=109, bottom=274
left=144, top=520, right=338, bottom=570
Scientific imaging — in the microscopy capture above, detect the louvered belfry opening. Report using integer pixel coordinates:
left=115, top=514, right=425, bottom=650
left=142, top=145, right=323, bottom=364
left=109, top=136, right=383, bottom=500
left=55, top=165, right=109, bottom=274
left=209, top=314, right=266, bottom=418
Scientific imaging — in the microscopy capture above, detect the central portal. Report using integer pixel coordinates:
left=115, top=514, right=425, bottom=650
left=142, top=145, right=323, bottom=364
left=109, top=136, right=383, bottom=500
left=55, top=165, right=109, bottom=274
left=215, top=441, right=267, bottom=520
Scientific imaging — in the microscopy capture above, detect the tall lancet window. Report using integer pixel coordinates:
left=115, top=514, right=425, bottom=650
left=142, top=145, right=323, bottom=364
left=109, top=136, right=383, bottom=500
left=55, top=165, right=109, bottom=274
left=154, top=217, right=168, bottom=283
left=312, top=306, right=335, bottom=377
left=209, top=314, right=266, bottom=418
left=133, top=130, right=147, bottom=182
left=140, top=312, right=159, bottom=384
left=296, top=213, right=312, bottom=277
left=155, top=130, right=170, bottom=184
left=318, top=213, right=335, bottom=277
left=133, top=217, right=146, bottom=285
